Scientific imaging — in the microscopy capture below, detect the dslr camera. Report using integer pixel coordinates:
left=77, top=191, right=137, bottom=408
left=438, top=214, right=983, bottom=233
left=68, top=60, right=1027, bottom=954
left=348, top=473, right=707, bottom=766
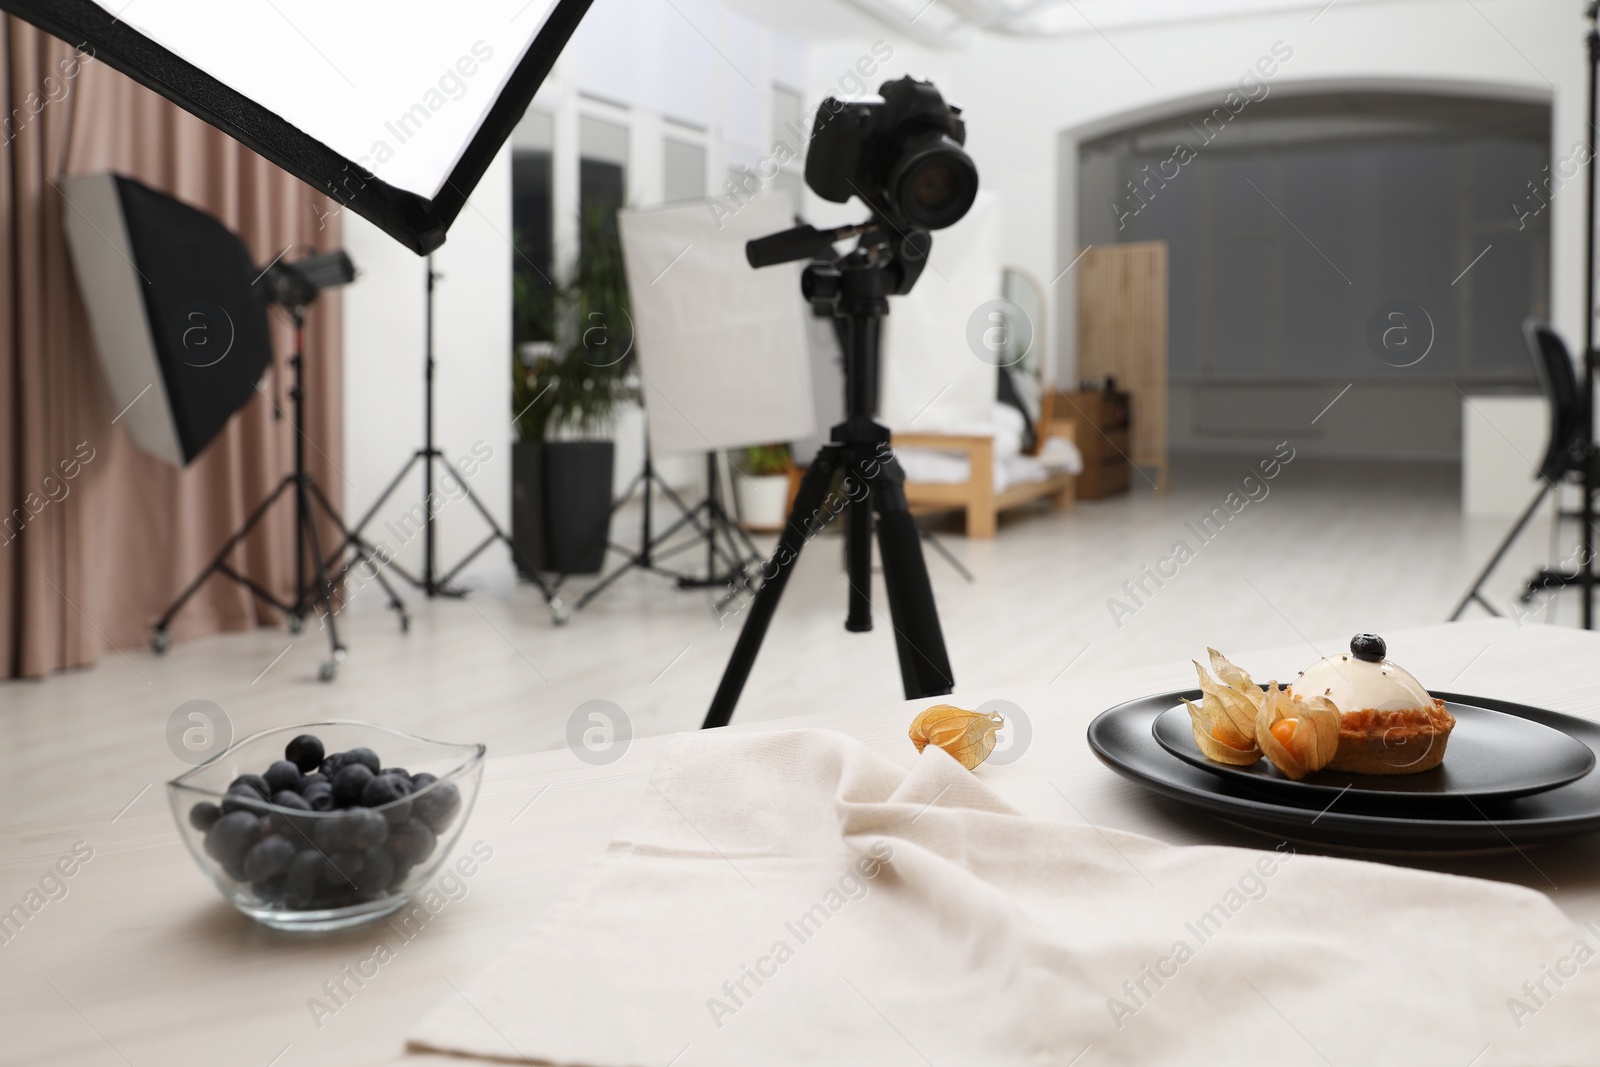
left=806, top=76, right=977, bottom=232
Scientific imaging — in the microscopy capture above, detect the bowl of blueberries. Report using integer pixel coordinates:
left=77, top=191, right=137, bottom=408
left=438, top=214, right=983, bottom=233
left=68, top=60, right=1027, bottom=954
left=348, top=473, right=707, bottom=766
left=167, top=721, right=485, bottom=931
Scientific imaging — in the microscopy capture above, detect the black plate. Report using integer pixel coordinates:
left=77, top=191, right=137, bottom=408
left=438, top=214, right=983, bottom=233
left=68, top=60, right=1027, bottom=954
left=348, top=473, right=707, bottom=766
left=1151, top=699, right=1594, bottom=807
left=1087, top=689, right=1600, bottom=849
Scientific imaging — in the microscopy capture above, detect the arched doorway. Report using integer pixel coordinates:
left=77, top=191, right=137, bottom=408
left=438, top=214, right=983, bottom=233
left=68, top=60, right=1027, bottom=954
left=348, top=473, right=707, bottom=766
left=1072, top=88, right=1550, bottom=461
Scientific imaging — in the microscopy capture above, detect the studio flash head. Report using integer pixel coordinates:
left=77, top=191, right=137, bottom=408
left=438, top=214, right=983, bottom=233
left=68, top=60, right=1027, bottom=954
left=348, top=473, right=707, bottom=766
left=806, top=76, right=978, bottom=232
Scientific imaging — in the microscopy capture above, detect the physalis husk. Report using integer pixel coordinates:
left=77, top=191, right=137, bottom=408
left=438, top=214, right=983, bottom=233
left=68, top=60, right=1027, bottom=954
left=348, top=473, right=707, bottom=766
left=1184, top=650, right=1266, bottom=765
left=909, top=704, right=1005, bottom=770
left=1255, top=682, right=1341, bottom=780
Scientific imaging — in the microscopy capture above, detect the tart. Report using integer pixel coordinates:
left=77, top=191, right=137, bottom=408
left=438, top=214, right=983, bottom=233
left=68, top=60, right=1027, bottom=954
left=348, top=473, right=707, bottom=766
left=1287, top=634, right=1454, bottom=775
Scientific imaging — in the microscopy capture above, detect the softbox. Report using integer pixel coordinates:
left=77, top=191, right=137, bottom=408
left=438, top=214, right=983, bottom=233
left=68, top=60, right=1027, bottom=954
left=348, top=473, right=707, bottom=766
left=1, top=0, right=593, bottom=254
left=62, top=172, right=272, bottom=467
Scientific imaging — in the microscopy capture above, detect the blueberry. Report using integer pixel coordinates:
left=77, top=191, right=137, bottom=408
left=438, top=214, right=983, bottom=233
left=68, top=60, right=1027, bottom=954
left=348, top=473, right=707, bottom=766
left=354, top=846, right=395, bottom=895
left=413, top=781, right=461, bottom=832
left=204, top=811, right=262, bottom=870
left=302, top=783, right=335, bottom=812
left=333, top=764, right=375, bottom=807
left=1350, top=633, right=1387, bottom=662
left=344, top=747, right=381, bottom=774
left=296, top=772, right=329, bottom=793
left=228, top=774, right=269, bottom=800
left=242, top=836, right=295, bottom=882
left=319, top=753, right=346, bottom=778
left=189, top=802, right=222, bottom=831
left=388, top=861, right=415, bottom=892
left=362, top=773, right=409, bottom=808
left=379, top=767, right=409, bottom=779
left=264, top=760, right=302, bottom=794
left=222, top=782, right=270, bottom=815
left=410, top=773, right=438, bottom=790
left=252, top=874, right=287, bottom=901
left=313, top=810, right=361, bottom=852
left=387, top=818, right=436, bottom=867
left=266, top=791, right=314, bottom=839
left=312, top=884, right=357, bottom=910
left=325, top=849, right=368, bottom=884
left=271, top=790, right=311, bottom=811
left=283, top=850, right=323, bottom=906
left=348, top=808, right=389, bottom=849
left=285, top=734, right=325, bottom=773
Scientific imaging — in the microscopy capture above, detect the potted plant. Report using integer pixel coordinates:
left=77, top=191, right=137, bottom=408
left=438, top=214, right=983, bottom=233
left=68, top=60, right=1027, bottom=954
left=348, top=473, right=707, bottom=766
left=733, top=443, right=794, bottom=532
left=511, top=206, right=634, bottom=575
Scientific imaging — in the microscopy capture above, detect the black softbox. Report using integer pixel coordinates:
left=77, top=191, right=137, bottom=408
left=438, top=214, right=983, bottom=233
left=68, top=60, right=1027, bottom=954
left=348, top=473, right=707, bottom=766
left=62, top=172, right=272, bottom=466
left=4, top=0, right=594, bottom=254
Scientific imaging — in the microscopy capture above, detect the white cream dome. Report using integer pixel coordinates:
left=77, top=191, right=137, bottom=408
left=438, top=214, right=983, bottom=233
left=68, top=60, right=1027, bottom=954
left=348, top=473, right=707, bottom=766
left=1288, top=650, right=1432, bottom=714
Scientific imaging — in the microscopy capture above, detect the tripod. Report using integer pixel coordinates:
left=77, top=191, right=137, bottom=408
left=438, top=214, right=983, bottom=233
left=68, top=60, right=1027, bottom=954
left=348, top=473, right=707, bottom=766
left=341, top=258, right=559, bottom=614
left=571, top=448, right=762, bottom=614
left=702, top=223, right=954, bottom=729
left=151, top=309, right=407, bottom=681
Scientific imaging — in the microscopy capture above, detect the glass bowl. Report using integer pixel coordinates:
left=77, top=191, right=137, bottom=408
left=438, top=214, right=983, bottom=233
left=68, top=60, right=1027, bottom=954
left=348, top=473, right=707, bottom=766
left=167, top=721, right=485, bottom=932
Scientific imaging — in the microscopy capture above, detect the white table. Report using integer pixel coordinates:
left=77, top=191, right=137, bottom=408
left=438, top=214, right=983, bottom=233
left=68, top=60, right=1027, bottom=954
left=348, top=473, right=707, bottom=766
left=6, top=620, right=1599, bottom=1066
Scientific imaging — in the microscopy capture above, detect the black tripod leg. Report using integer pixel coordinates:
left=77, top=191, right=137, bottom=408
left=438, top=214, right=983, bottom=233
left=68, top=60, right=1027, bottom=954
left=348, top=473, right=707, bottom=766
left=443, top=459, right=557, bottom=600
left=305, top=479, right=409, bottom=624
left=869, top=467, right=954, bottom=700
left=346, top=451, right=423, bottom=542
left=1449, top=482, right=1552, bottom=621
left=845, top=480, right=873, bottom=632
left=702, top=449, right=842, bottom=729
left=297, top=480, right=346, bottom=673
left=155, top=475, right=296, bottom=631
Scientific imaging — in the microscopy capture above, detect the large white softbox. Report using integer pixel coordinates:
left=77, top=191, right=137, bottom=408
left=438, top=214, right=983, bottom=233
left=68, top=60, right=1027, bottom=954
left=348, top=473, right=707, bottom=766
left=618, top=196, right=816, bottom=457
left=2, top=0, right=591, bottom=253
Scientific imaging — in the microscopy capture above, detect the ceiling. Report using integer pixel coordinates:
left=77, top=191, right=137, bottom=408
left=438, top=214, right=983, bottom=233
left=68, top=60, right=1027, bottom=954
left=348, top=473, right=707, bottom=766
left=729, top=0, right=1406, bottom=46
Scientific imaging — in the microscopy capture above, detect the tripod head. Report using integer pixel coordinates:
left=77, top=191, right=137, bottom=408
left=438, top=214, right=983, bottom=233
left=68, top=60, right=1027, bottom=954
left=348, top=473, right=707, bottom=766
left=748, top=214, right=932, bottom=303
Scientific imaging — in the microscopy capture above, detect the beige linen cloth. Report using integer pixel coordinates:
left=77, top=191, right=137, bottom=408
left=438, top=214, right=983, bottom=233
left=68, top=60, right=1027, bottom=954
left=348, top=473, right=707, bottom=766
left=409, top=729, right=1596, bottom=1066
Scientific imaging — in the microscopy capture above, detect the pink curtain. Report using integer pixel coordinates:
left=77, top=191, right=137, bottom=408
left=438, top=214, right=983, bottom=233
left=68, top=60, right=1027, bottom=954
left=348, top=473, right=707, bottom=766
left=1, top=20, right=345, bottom=679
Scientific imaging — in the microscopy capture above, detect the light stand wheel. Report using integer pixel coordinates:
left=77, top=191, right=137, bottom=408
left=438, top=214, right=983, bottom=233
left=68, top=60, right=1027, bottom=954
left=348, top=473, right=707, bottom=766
left=287, top=613, right=305, bottom=635
left=549, top=597, right=572, bottom=627
left=397, top=610, right=411, bottom=633
left=150, top=629, right=171, bottom=655
left=318, top=660, right=338, bottom=682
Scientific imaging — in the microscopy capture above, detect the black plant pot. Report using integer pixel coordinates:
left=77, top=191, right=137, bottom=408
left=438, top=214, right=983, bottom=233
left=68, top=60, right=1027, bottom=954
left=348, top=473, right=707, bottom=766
left=512, top=440, right=615, bottom=576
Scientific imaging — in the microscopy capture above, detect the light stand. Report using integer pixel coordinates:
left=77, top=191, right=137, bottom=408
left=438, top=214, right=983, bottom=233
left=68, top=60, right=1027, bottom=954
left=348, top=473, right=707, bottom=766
left=341, top=257, right=563, bottom=613
left=702, top=220, right=955, bottom=729
left=152, top=289, right=408, bottom=681
left=1581, top=1, right=1598, bottom=628
left=569, top=447, right=762, bottom=615
left=1450, top=7, right=1599, bottom=627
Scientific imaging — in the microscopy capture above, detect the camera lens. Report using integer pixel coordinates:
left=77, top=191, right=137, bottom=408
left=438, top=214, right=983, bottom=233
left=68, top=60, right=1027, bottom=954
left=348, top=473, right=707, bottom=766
left=911, top=165, right=955, bottom=209
left=888, top=134, right=977, bottom=230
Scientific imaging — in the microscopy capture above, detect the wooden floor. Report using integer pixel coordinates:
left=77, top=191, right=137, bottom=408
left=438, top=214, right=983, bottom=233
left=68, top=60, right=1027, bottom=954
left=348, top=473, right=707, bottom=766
left=0, top=455, right=1578, bottom=826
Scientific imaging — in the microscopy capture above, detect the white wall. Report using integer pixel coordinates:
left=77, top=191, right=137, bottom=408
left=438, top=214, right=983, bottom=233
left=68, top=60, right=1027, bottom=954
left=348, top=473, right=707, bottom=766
left=341, top=1, right=813, bottom=595
left=340, top=1, right=1591, bottom=527
left=800, top=0, right=1585, bottom=393
left=341, top=145, right=514, bottom=598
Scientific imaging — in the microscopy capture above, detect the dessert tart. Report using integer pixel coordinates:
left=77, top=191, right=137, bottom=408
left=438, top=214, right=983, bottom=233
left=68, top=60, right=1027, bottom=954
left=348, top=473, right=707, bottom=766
left=1288, top=634, right=1455, bottom=775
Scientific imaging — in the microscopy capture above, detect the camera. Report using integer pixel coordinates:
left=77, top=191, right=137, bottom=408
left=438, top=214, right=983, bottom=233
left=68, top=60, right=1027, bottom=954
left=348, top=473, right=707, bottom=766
left=806, top=76, right=978, bottom=232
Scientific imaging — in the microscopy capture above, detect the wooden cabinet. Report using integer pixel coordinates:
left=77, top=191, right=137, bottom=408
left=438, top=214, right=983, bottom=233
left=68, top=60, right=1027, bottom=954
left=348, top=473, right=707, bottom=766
left=1060, top=388, right=1131, bottom=499
left=1076, top=242, right=1168, bottom=488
